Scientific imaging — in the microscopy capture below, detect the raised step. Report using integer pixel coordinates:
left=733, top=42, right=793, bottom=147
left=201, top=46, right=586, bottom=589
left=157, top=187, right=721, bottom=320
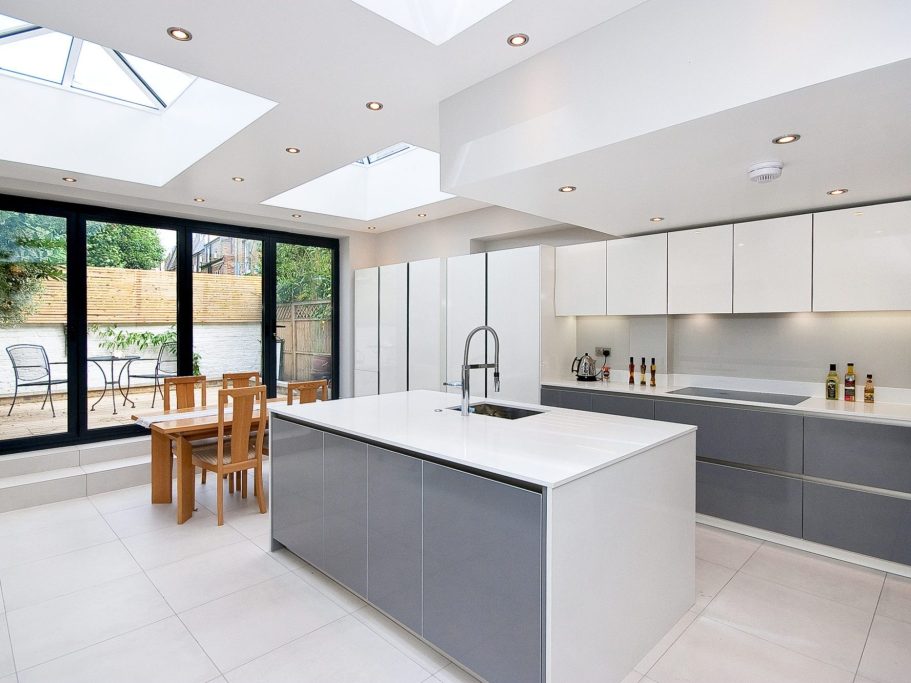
left=0, top=436, right=150, bottom=479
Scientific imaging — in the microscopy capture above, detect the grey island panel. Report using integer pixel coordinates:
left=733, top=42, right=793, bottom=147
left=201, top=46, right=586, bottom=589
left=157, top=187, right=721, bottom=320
left=422, top=461, right=544, bottom=683
left=323, top=433, right=368, bottom=598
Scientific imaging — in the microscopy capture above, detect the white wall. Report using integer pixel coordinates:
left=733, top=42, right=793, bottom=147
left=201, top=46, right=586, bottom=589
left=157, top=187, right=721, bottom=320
left=338, top=232, right=379, bottom=398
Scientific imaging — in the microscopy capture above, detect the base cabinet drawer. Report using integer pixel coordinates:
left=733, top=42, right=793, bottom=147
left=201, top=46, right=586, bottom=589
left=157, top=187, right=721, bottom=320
left=697, top=461, right=802, bottom=537
left=423, top=462, right=544, bottom=683
left=591, top=393, right=654, bottom=420
left=323, top=434, right=368, bottom=598
left=803, top=482, right=911, bottom=565
left=656, top=401, right=803, bottom=473
left=541, top=387, right=592, bottom=411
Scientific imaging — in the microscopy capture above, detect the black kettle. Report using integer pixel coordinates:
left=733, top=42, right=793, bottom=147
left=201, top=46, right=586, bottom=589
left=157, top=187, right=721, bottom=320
left=571, top=353, right=600, bottom=381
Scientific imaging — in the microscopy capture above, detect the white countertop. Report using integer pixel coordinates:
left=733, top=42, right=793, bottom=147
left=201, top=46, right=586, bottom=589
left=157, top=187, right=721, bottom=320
left=269, top=390, right=695, bottom=489
left=543, top=376, right=911, bottom=427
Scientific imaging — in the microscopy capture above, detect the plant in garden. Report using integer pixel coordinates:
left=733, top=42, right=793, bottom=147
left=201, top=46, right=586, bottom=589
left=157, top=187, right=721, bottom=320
left=92, top=325, right=201, bottom=374
left=86, top=222, right=165, bottom=269
left=276, top=244, right=332, bottom=317
left=0, top=211, right=66, bottom=325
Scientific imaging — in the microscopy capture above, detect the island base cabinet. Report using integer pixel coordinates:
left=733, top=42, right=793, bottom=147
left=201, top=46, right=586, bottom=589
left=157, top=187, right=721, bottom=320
left=803, top=483, right=911, bottom=565
left=271, top=419, right=324, bottom=567
left=367, top=446, right=423, bottom=634
left=323, top=434, right=368, bottom=598
left=697, top=462, right=802, bottom=537
left=422, top=462, right=544, bottom=683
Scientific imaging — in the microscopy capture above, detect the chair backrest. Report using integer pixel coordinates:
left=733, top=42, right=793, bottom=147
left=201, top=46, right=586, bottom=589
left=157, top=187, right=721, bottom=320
left=222, top=371, right=261, bottom=389
left=287, top=380, right=329, bottom=405
left=217, top=385, right=267, bottom=466
left=6, top=344, right=50, bottom=382
left=163, top=375, right=207, bottom=411
left=157, top=342, right=177, bottom=375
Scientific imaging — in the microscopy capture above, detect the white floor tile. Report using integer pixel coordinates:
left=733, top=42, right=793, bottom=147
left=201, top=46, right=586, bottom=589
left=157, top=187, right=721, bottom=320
left=224, top=614, right=431, bottom=683
left=122, top=513, right=245, bottom=570
left=353, top=605, right=449, bottom=674
left=271, top=548, right=308, bottom=571
left=147, top=540, right=287, bottom=613
left=0, top=540, right=140, bottom=611
left=0, top=498, right=98, bottom=537
left=103, top=502, right=186, bottom=538
left=17, top=616, right=218, bottom=683
left=740, top=542, right=885, bottom=613
left=634, top=610, right=698, bottom=674
left=0, top=674, right=14, bottom=683
left=0, top=616, right=13, bottom=678
left=181, top=572, right=346, bottom=671
left=293, top=565, right=366, bottom=613
left=0, top=514, right=115, bottom=570
left=619, top=672, right=643, bottom=683
left=226, top=511, right=271, bottom=539
left=704, top=572, right=872, bottom=672
left=6, top=573, right=173, bottom=670
left=431, top=663, right=482, bottom=682
left=88, top=483, right=153, bottom=515
left=694, top=558, right=735, bottom=611
left=857, top=614, right=911, bottom=683
left=694, top=525, right=761, bottom=570
left=649, top=616, right=854, bottom=683
left=877, top=574, right=911, bottom=625
left=0, top=580, right=5, bottom=614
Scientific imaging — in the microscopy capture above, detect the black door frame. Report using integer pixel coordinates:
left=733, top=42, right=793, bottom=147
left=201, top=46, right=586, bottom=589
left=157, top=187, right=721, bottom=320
left=0, top=192, right=339, bottom=455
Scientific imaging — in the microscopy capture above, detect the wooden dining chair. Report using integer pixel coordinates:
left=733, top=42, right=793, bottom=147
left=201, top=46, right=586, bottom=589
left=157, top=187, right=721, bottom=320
left=189, top=385, right=268, bottom=525
left=222, top=371, right=261, bottom=389
left=286, top=379, right=329, bottom=405
left=163, top=375, right=207, bottom=411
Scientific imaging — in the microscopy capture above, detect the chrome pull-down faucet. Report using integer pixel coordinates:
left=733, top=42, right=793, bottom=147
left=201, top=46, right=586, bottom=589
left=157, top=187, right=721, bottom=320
left=459, top=325, right=500, bottom=416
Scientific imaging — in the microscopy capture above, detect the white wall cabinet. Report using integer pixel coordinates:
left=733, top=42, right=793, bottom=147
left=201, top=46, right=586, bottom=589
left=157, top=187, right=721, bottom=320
left=813, top=201, right=911, bottom=312
left=668, top=225, right=733, bottom=314
left=408, top=258, right=446, bottom=391
left=354, top=267, right=379, bottom=397
left=734, top=215, right=812, bottom=313
left=379, top=263, right=407, bottom=394
left=446, top=253, right=487, bottom=395
left=607, top=233, right=667, bottom=315
left=555, top=241, right=608, bottom=316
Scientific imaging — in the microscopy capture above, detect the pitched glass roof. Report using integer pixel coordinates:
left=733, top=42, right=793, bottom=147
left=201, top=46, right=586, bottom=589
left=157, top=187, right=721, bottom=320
left=0, top=13, right=194, bottom=110
left=354, top=142, right=413, bottom=166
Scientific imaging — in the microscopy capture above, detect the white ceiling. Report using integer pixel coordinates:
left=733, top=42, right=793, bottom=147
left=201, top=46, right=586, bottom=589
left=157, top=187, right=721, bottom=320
left=0, top=0, right=647, bottom=235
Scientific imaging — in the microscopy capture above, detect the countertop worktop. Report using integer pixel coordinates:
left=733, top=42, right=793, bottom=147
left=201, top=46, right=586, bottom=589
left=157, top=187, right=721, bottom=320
left=269, top=390, right=694, bottom=488
left=543, top=376, right=911, bottom=427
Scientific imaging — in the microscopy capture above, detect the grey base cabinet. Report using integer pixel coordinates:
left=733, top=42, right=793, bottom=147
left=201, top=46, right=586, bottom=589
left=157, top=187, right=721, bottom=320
left=323, top=434, right=368, bottom=598
left=423, top=462, right=544, bottom=683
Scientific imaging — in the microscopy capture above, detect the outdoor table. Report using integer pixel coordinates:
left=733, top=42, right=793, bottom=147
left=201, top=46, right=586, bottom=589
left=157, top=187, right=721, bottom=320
left=87, top=355, right=139, bottom=415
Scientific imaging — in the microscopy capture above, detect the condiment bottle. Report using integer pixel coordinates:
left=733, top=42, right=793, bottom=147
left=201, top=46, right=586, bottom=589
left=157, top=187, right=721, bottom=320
left=628, top=357, right=635, bottom=384
left=844, top=363, right=856, bottom=402
left=640, top=357, right=646, bottom=386
left=650, top=358, right=656, bottom=387
left=864, top=374, right=875, bottom=403
left=825, top=364, right=839, bottom=401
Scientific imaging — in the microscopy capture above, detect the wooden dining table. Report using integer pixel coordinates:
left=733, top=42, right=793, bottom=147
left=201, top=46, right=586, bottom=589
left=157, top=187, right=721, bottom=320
left=132, top=398, right=283, bottom=523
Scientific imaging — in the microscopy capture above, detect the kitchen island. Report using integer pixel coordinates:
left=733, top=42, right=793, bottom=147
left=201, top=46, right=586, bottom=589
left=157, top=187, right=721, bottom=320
left=269, top=390, right=696, bottom=683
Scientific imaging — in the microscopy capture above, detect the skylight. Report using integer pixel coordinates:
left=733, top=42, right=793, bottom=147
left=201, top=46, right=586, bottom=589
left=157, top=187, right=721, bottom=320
left=350, top=0, right=516, bottom=45
left=0, top=14, right=195, bottom=110
left=354, top=142, right=413, bottom=166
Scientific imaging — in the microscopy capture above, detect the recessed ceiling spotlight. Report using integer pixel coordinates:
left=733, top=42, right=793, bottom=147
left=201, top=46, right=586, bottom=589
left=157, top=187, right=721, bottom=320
left=167, top=27, right=192, bottom=41
left=367, top=226, right=376, bottom=230
left=285, top=147, right=300, bottom=154
left=507, top=33, right=529, bottom=47
left=232, top=176, right=244, bottom=182
left=193, top=197, right=205, bottom=203
left=365, top=101, right=384, bottom=111
left=291, top=213, right=302, bottom=218
left=650, top=216, right=664, bottom=223
left=417, top=213, right=427, bottom=217
left=827, top=188, right=849, bottom=196
left=558, top=185, right=576, bottom=193
left=772, top=133, right=801, bottom=144
left=62, top=176, right=77, bottom=183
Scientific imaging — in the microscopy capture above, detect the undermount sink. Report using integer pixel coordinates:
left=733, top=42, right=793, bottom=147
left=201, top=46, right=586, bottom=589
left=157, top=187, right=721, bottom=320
left=448, top=402, right=543, bottom=420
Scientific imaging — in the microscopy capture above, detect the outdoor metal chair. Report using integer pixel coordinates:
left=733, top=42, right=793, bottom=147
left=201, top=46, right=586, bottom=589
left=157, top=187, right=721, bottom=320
left=5, top=344, right=67, bottom=417
left=123, top=341, right=177, bottom=408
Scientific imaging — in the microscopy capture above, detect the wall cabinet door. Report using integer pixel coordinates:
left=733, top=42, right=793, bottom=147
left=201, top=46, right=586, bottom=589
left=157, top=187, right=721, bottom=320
left=555, top=241, right=607, bottom=316
left=423, top=462, right=544, bottom=683
left=408, top=258, right=445, bottom=391
left=668, top=225, right=733, bottom=314
left=813, top=200, right=911, bottom=311
left=323, top=434, right=368, bottom=597
left=607, top=233, right=667, bottom=315
left=446, top=253, right=486, bottom=396
left=379, top=263, right=407, bottom=394
left=487, top=246, right=541, bottom=404
left=271, top=417, right=324, bottom=567
left=354, top=267, right=379, bottom=396
left=367, top=446, right=423, bottom=634
left=734, top=215, right=812, bottom=313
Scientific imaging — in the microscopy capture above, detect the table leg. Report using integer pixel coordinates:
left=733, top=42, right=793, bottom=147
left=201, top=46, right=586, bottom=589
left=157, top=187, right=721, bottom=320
left=176, top=437, right=196, bottom=524
left=151, top=431, right=173, bottom=504
left=89, top=360, right=107, bottom=411
left=110, top=359, right=118, bottom=415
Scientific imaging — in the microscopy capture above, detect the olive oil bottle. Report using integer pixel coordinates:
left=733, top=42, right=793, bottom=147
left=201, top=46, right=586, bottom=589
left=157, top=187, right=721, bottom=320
left=825, top=364, right=839, bottom=401
left=640, top=357, right=646, bottom=386
left=650, top=358, right=657, bottom=387
left=864, top=374, right=875, bottom=403
left=628, top=357, right=635, bottom=384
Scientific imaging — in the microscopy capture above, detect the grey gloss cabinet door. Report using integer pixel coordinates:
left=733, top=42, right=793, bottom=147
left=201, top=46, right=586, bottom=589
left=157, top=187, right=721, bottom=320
left=655, top=400, right=803, bottom=472
left=422, top=462, right=544, bottom=683
left=804, top=418, right=911, bottom=493
left=367, top=446, right=423, bottom=634
left=591, top=393, right=654, bottom=419
left=697, top=462, right=803, bottom=537
left=323, top=433, right=368, bottom=598
left=271, top=417, right=324, bottom=567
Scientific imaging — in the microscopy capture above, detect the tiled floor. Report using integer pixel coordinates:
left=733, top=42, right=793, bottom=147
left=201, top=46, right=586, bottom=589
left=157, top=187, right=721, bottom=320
left=0, top=476, right=909, bottom=683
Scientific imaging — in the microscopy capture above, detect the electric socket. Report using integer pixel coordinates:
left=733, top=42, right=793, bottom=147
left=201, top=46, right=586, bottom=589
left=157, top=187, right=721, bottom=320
left=596, top=346, right=611, bottom=358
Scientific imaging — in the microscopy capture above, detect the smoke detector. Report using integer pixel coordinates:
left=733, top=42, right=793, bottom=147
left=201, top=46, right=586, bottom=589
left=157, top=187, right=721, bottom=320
left=749, top=160, right=783, bottom=183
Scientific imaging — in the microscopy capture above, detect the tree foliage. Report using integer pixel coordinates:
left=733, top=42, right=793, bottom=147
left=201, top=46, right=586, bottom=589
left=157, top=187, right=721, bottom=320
left=0, top=211, right=67, bottom=325
left=276, top=243, right=333, bottom=307
left=86, top=222, right=164, bottom=270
